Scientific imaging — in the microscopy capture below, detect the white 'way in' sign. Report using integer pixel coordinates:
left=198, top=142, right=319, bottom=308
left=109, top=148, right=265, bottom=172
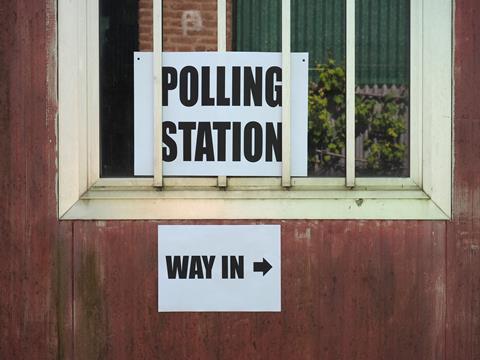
left=158, top=225, right=281, bottom=312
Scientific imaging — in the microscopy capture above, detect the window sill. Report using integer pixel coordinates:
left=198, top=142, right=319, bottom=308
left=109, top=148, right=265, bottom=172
left=59, top=178, right=450, bottom=220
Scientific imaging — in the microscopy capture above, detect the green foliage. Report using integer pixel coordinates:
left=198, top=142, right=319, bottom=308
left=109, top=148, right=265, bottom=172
left=308, top=59, right=408, bottom=176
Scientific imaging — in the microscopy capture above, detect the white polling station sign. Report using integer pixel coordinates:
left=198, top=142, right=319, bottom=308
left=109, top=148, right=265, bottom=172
left=158, top=225, right=281, bottom=312
left=134, top=52, right=308, bottom=176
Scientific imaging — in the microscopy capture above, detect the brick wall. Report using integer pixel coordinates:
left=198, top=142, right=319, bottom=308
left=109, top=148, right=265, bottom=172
left=139, top=0, right=233, bottom=52
left=139, top=0, right=153, bottom=50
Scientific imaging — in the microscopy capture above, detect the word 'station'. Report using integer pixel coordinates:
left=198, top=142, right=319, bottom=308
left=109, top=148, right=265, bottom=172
left=158, top=225, right=281, bottom=312
left=134, top=52, right=308, bottom=176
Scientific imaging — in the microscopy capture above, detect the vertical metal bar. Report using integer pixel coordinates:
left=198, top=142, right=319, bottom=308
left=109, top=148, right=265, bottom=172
left=346, top=0, right=356, bottom=187
left=153, top=0, right=163, bottom=187
left=218, top=0, right=227, bottom=51
left=217, top=0, right=228, bottom=188
left=282, top=0, right=292, bottom=187
left=410, top=0, right=423, bottom=186
left=86, top=0, right=100, bottom=187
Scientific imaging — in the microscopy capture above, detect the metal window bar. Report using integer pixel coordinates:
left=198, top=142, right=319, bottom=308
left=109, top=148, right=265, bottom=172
left=410, top=0, right=423, bottom=186
left=218, top=0, right=227, bottom=51
left=217, top=0, right=227, bottom=188
left=346, top=0, right=355, bottom=187
left=153, top=0, right=355, bottom=189
left=153, top=0, right=163, bottom=187
left=282, top=0, right=292, bottom=187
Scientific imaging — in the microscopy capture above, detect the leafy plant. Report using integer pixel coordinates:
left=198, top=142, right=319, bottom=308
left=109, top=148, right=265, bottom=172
left=308, top=59, right=408, bottom=176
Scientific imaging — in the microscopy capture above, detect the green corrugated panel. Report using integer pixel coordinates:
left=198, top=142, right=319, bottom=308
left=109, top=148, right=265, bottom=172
left=291, top=0, right=346, bottom=69
left=235, top=0, right=282, bottom=52
left=356, top=0, right=410, bottom=85
left=235, top=0, right=409, bottom=85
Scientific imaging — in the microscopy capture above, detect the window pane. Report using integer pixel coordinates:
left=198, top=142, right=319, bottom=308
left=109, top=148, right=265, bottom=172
left=355, top=0, right=410, bottom=177
left=100, top=0, right=142, bottom=177
left=100, top=1, right=410, bottom=179
left=162, top=2, right=219, bottom=52
left=234, top=0, right=282, bottom=52
left=235, top=0, right=346, bottom=177
left=293, top=0, right=346, bottom=177
left=100, top=0, right=223, bottom=177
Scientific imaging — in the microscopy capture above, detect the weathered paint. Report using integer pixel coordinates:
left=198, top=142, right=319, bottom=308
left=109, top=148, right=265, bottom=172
left=69, top=220, right=447, bottom=359
left=0, top=0, right=479, bottom=359
left=0, top=0, right=72, bottom=358
left=446, top=0, right=480, bottom=357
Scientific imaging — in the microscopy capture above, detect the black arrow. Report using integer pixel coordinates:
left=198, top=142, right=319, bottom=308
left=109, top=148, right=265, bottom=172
left=253, top=258, right=272, bottom=276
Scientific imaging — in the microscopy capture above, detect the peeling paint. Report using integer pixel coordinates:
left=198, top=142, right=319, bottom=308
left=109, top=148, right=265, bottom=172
left=294, top=228, right=311, bottom=241
left=76, top=249, right=108, bottom=359
left=181, top=10, right=203, bottom=36
left=95, top=221, right=107, bottom=228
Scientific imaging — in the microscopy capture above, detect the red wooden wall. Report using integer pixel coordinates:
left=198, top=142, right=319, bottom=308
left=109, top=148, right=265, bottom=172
left=0, top=0, right=479, bottom=358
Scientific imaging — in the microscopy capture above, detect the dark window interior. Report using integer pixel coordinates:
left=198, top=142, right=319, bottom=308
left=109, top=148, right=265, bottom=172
left=100, top=0, right=138, bottom=177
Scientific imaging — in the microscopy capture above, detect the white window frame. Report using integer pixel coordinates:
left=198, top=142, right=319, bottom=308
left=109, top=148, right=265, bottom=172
left=58, top=0, right=452, bottom=220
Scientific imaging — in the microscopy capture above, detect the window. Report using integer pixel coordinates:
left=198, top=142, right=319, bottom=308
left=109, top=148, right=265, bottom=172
left=58, top=0, right=452, bottom=220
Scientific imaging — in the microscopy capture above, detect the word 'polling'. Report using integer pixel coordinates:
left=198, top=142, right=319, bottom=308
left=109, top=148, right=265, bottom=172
left=162, top=66, right=282, bottom=107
